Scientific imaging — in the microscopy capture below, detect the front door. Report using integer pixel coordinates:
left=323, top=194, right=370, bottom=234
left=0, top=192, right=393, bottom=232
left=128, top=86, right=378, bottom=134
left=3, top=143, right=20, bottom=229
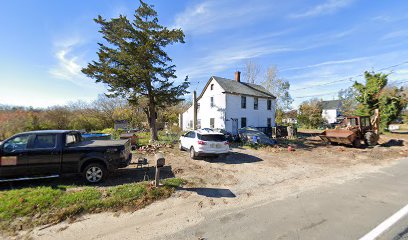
left=0, top=134, right=33, bottom=178
left=27, top=134, right=61, bottom=176
left=231, top=118, right=238, bottom=136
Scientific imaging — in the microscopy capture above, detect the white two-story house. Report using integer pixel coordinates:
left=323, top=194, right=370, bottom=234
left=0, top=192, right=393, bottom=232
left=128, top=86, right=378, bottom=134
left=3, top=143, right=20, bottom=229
left=321, top=100, right=342, bottom=124
left=180, top=71, right=276, bottom=135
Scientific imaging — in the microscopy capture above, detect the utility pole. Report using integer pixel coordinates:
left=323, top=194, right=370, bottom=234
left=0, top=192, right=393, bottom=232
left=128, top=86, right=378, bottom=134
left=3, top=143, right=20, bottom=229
left=193, top=91, right=197, bottom=130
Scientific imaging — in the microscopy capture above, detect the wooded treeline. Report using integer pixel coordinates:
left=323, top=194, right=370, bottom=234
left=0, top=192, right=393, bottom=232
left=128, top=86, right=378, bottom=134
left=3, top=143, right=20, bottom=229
left=0, top=95, right=189, bottom=140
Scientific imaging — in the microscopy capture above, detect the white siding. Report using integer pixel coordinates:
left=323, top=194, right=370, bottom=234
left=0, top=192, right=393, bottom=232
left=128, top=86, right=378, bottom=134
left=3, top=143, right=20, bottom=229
left=322, top=109, right=338, bottom=124
left=182, top=105, right=194, bottom=130
left=196, top=79, right=226, bottom=130
left=224, top=94, right=276, bottom=132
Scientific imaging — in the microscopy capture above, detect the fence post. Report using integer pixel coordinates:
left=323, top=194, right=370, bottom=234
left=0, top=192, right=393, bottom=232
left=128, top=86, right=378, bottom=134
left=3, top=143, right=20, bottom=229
left=154, top=152, right=165, bottom=187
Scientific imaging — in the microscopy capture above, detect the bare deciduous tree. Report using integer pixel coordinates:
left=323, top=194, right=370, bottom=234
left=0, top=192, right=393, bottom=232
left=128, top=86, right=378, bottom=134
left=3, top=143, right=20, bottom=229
left=261, top=65, right=293, bottom=111
left=243, top=59, right=261, bottom=84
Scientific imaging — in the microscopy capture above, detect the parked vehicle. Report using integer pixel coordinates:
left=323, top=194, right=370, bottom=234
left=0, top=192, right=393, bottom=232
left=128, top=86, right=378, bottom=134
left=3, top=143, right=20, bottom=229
left=239, top=127, right=275, bottom=145
left=319, top=114, right=379, bottom=147
left=0, top=130, right=132, bottom=183
left=179, top=129, right=229, bottom=159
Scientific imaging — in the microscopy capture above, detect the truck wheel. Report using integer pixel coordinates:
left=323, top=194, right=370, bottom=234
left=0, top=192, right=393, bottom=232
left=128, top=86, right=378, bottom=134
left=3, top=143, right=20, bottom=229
left=190, top=147, right=197, bottom=159
left=352, top=139, right=362, bottom=148
left=364, top=132, right=379, bottom=146
left=83, top=163, right=107, bottom=184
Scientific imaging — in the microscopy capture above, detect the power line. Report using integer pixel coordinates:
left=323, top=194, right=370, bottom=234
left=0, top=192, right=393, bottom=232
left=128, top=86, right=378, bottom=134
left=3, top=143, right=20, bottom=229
left=290, top=60, right=408, bottom=91
left=294, top=91, right=339, bottom=99
left=390, top=80, right=408, bottom=85
left=293, top=80, right=408, bottom=99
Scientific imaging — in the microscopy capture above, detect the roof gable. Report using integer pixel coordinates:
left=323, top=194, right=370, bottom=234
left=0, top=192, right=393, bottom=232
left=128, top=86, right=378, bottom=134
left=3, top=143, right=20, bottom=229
left=322, top=100, right=342, bottom=110
left=197, top=76, right=276, bottom=100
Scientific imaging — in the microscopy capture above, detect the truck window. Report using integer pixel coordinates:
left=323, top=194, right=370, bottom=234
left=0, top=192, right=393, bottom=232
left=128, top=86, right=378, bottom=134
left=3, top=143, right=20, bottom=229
left=347, top=118, right=357, bottom=126
left=31, top=134, right=57, bottom=149
left=3, top=135, right=31, bottom=153
left=361, top=117, right=370, bottom=127
left=66, top=134, right=77, bottom=146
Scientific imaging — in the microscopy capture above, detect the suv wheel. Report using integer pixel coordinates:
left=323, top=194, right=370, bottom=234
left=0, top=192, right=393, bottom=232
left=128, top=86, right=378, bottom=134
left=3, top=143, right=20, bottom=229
left=83, top=163, right=107, bottom=184
left=190, top=147, right=197, bottom=159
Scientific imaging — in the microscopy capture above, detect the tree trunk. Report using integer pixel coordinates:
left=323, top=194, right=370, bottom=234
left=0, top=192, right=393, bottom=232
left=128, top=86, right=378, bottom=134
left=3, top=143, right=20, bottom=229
left=148, top=102, right=158, bottom=141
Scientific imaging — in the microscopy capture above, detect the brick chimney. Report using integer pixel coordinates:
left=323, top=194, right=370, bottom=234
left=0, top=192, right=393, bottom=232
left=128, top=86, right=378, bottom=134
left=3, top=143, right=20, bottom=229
left=235, top=71, right=241, bottom=82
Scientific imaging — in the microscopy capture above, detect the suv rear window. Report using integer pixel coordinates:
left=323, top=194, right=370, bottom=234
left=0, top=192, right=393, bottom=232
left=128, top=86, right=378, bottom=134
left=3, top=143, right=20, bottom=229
left=197, top=134, right=226, bottom=142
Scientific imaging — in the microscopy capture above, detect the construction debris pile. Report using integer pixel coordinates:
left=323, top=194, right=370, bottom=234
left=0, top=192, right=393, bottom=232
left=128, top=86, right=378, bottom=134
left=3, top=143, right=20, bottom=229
left=138, top=143, right=174, bottom=154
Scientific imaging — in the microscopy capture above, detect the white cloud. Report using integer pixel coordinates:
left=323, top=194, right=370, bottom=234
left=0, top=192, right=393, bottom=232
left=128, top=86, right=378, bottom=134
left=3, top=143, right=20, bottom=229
left=177, top=43, right=296, bottom=81
left=171, top=0, right=271, bottom=35
left=48, top=37, right=94, bottom=88
left=290, top=0, right=355, bottom=18
left=381, top=30, right=408, bottom=40
left=372, top=15, right=408, bottom=23
left=282, top=56, right=369, bottom=72
left=389, top=69, right=408, bottom=83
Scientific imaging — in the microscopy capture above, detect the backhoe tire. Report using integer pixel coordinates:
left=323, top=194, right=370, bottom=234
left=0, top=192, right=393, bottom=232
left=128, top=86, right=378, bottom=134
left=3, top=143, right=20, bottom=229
left=364, top=132, right=379, bottom=147
left=352, top=139, right=362, bottom=148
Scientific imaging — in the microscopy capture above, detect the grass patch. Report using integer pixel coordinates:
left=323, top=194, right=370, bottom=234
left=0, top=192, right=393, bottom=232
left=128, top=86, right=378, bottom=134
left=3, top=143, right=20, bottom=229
left=0, top=178, right=184, bottom=235
left=136, top=131, right=181, bottom=146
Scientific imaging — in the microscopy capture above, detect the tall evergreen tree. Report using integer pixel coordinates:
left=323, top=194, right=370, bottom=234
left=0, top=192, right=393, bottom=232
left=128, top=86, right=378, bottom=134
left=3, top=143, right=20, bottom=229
left=82, top=1, right=189, bottom=141
left=353, top=71, right=388, bottom=116
left=353, top=71, right=407, bottom=131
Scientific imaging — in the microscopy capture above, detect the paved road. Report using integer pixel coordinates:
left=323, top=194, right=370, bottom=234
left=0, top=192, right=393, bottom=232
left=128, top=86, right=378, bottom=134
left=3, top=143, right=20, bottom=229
left=168, top=158, right=408, bottom=240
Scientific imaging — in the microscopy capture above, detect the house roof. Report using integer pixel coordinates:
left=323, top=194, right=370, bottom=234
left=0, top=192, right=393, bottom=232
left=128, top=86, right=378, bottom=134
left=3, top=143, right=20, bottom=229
left=322, top=100, right=342, bottom=110
left=198, top=76, right=276, bottom=100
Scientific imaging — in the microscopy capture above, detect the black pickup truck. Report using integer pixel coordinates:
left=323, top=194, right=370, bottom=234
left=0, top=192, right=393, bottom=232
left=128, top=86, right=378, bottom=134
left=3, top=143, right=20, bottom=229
left=0, top=130, right=132, bottom=183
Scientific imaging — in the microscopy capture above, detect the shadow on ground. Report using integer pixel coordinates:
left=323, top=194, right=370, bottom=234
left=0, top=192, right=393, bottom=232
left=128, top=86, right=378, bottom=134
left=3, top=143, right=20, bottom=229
left=381, top=139, right=405, bottom=147
left=182, top=187, right=236, bottom=198
left=202, top=152, right=263, bottom=164
left=0, top=165, right=175, bottom=191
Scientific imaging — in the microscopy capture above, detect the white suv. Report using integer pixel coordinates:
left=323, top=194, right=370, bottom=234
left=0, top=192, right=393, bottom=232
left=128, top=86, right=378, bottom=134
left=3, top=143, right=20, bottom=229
left=179, top=129, right=229, bottom=159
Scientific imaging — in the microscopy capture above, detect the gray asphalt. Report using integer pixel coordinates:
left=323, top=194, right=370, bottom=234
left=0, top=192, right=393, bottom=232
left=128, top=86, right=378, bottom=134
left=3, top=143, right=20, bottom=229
left=169, top=158, right=408, bottom=240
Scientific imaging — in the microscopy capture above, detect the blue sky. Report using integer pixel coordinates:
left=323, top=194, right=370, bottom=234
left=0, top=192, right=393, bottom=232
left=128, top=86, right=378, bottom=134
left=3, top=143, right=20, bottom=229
left=1, top=0, right=408, bottom=108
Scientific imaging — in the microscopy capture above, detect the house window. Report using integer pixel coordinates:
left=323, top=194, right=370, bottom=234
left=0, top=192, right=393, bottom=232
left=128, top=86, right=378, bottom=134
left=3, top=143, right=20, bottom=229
left=267, top=118, right=271, bottom=127
left=267, top=99, right=272, bottom=110
left=210, top=84, right=214, bottom=90
left=210, top=118, right=215, bottom=128
left=210, top=97, right=214, bottom=107
left=241, top=96, right=246, bottom=109
left=197, top=119, right=201, bottom=129
left=254, top=97, right=258, bottom=110
left=241, top=117, right=246, bottom=128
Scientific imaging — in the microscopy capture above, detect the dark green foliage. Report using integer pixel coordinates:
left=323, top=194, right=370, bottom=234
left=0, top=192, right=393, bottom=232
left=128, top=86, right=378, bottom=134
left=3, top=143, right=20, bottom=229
left=82, top=1, right=189, bottom=141
left=353, top=71, right=388, bottom=116
left=353, top=71, right=407, bottom=131
left=378, top=87, right=407, bottom=130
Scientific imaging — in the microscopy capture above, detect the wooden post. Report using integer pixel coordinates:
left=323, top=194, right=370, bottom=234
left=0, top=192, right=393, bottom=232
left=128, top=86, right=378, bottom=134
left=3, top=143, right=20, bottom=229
left=155, top=166, right=160, bottom=187
left=154, top=152, right=165, bottom=187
